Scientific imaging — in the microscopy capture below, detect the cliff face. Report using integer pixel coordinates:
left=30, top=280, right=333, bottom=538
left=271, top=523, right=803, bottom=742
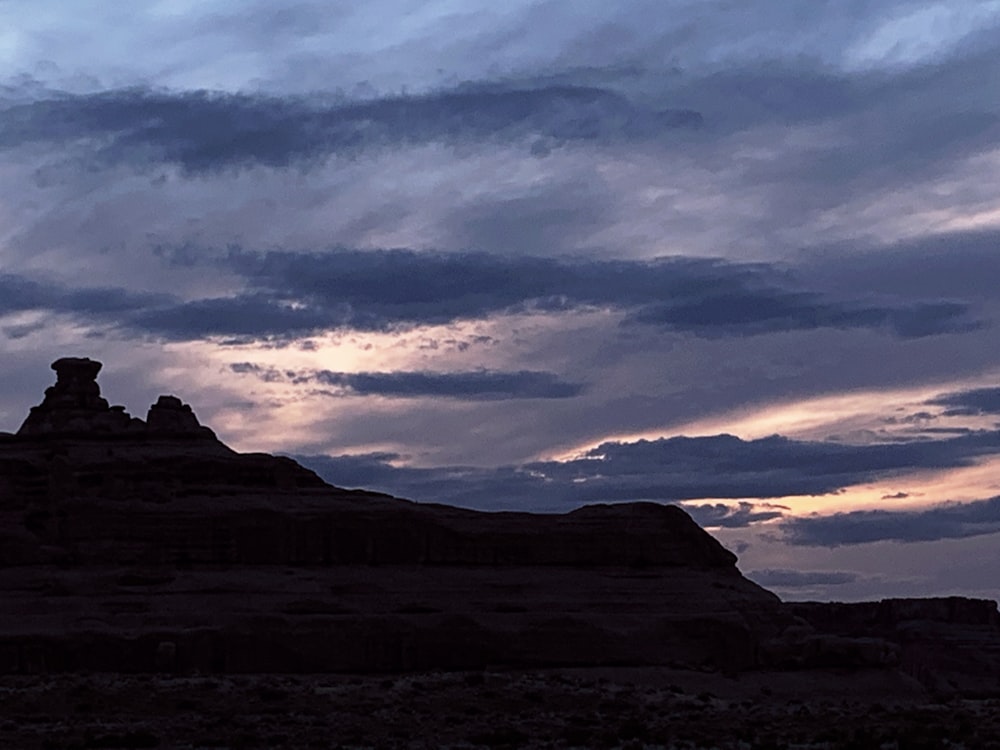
left=1, top=358, right=998, bottom=694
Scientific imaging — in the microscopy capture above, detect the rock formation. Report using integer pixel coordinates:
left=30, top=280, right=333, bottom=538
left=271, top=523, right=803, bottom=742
left=16, top=357, right=215, bottom=439
left=788, top=598, right=1000, bottom=697
left=17, top=357, right=132, bottom=435
left=1, top=358, right=998, bottom=698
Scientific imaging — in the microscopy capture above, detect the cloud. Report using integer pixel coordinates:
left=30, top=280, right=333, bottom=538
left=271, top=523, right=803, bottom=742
left=0, top=84, right=701, bottom=173
left=442, top=182, right=618, bottom=257
left=224, top=248, right=722, bottom=327
left=219, top=248, right=982, bottom=339
left=804, top=231, right=1000, bottom=304
left=625, top=292, right=978, bottom=339
left=0, top=273, right=339, bottom=341
left=747, top=569, right=858, bottom=587
left=683, top=501, right=785, bottom=528
left=1, top=245, right=984, bottom=346
left=294, top=451, right=550, bottom=510
left=928, top=387, right=1000, bottom=416
left=782, top=496, right=1000, bottom=546
left=531, top=431, right=1000, bottom=498
left=0, top=273, right=166, bottom=319
left=126, top=294, right=336, bottom=339
left=6, top=0, right=994, bottom=99
left=294, top=428, right=1000, bottom=511
left=880, top=491, right=910, bottom=500
left=230, top=362, right=583, bottom=400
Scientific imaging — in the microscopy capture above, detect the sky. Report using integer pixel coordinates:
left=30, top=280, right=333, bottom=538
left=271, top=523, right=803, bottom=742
left=1, top=0, right=999, bottom=602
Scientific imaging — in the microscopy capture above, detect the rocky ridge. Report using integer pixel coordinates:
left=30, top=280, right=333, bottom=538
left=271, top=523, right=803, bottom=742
left=1, top=358, right=998, bottom=701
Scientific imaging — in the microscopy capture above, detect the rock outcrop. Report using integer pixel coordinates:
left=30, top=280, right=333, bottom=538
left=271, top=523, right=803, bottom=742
left=146, top=394, right=213, bottom=436
left=789, top=598, right=1000, bottom=697
left=16, top=357, right=215, bottom=440
left=17, top=357, right=134, bottom=436
left=1, top=358, right=998, bottom=695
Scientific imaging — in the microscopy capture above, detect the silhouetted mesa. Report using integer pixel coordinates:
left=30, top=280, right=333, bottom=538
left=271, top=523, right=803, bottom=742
left=0, top=358, right=998, bottom=694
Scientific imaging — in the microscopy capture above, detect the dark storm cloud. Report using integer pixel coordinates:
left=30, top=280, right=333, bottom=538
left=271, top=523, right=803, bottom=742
left=230, top=362, right=582, bottom=400
left=294, top=429, right=1000, bottom=511
left=218, top=248, right=981, bottom=339
left=0, top=273, right=335, bottom=341
left=748, top=569, right=858, bottom=587
left=928, top=387, right=1000, bottom=416
left=224, top=248, right=727, bottom=324
left=0, top=84, right=700, bottom=172
left=0, top=273, right=166, bottom=318
left=783, top=496, right=1000, bottom=547
left=0, top=249, right=985, bottom=343
left=127, top=294, right=337, bottom=338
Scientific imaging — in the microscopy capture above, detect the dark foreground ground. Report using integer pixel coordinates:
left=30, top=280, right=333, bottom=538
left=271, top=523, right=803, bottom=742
left=3, top=668, right=999, bottom=750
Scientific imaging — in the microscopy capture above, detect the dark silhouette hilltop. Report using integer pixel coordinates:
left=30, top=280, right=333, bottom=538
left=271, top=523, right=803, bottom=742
left=1, top=358, right=998, bottom=696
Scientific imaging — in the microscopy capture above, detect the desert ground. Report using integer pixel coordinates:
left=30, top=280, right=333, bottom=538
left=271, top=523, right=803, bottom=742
left=4, top=667, right=1000, bottom=749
